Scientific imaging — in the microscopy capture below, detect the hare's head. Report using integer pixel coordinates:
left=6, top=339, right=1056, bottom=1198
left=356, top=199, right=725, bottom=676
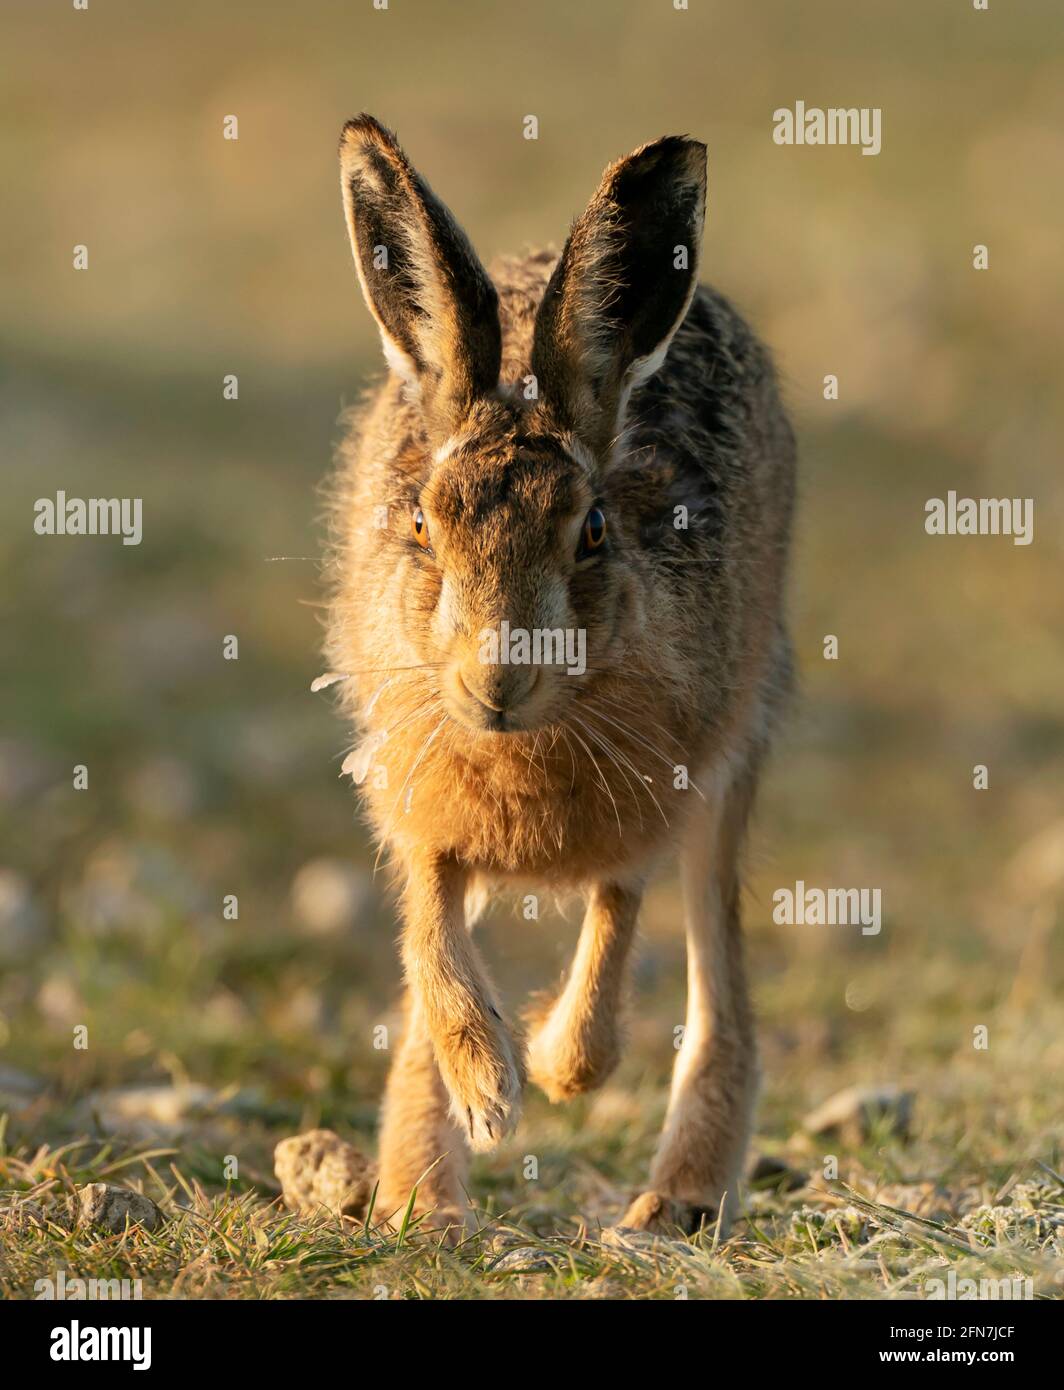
left=339, top=116, right=706, bottom=735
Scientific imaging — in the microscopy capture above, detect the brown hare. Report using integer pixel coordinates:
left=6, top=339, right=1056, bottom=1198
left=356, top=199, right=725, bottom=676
left=324, top=115, right=796, bottom=1238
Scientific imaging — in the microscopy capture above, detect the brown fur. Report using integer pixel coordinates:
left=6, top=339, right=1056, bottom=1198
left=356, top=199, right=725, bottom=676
left=324, top=116, right=795, bottom=1237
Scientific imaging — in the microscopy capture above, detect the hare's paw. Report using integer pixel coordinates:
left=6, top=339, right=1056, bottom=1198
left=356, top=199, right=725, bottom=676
left=526, top=994, right=621, bottom=1102
left=435, top=1006, right=524, bottom=1152
left=613, top=1190, right=717, bottom=1238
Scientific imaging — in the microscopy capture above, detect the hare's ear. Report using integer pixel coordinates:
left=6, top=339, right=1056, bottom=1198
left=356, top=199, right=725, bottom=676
left=532, top=135, right=706, bottom=453
left=339, top=116, right=501, bottom=430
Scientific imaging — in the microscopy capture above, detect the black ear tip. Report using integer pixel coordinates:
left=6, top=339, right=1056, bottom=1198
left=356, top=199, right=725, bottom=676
left=611, top=134, right=707, bottom=193
left=655, top=135, right=708, bottom=178
left=339, top=113, right=399, bottom=158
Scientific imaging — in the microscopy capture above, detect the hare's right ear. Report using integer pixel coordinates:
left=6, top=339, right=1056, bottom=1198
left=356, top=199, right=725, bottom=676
left=339, top=116, right=501, bottom=433
left=532, top=136, right=706, bottom=455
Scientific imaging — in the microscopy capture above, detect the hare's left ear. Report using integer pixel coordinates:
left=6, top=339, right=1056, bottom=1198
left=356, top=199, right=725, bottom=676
left=339, top=115, right=501, bottom=432
left=531, top=136, right=706, bottom=452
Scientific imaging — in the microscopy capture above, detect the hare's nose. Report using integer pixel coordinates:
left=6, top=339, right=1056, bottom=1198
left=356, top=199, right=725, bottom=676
left=458, top=663, right=541, bottom=715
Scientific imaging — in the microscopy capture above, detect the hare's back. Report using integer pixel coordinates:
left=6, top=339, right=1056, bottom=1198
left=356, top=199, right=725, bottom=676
left=629, top=285, right=795, bottom=530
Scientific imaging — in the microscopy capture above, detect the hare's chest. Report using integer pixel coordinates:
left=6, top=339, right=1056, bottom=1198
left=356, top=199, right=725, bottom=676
left=368, top=734, right=677, bottom=879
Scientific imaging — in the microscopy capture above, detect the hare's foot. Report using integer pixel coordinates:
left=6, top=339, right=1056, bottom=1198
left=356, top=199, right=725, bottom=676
left=525, top=881, right=640, bottom=1102
left=613, top=1190, right=719, bottom=1237
left=434, top=1002, right=524, bottom=1152
left=525, top=990, right=621, bottom=1102
left=612, top=775, right=759, bottom=1245
left=375, top=990, right=474, bottom=1241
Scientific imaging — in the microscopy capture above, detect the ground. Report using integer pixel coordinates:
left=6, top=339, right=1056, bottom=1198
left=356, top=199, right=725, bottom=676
left=2, top=844, right=1062, bottom=1298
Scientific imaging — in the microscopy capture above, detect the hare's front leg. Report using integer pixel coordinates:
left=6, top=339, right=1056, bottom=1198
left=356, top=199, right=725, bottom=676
left=619, top=766, right=759, bottom=1237
left=376, top=990, right=472, bottom=1241
left=526, top=881, right=641, bottom=1101
left=401, top=851, right=524, bottom=1151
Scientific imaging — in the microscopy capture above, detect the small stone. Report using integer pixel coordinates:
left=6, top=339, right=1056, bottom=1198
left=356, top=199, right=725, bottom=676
left=77, top=1082, right=222, bottom=1140
left=65, top=841, right=203, bottom=940
left=77, top=1184, right=164, bottom=1234
left=802, top=1084, right=914, bottom=1143
left=124, top=757, right=201, bottom=822
left=36, top=975, right=83, bottom=1027
left=0, top=738, right=54, bottom=805
left=1008, top=818, right=1064, bottom=900
left=274, top=1128, right=377, bottom=1218
left=748, top=1152, right=809, bottom=1191
left=489, top=1246, right=565, bottom=1273
left=601, top=1225, right=698, bottom=1258
left=0, top=1064, right=46, bottom=1115
left=0, top=869, right=45, bottom=961
left=290, top=859, right=371, bottom=937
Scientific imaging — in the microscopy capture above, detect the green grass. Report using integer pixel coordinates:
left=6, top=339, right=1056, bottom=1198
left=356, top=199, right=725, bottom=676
left=2, top=1078, right=1062, bottom=1300
left=2, top=887, right=1063, bottom=1299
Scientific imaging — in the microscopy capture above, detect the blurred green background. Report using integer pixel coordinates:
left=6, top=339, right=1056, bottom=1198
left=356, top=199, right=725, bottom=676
left=1, top=0, right=1062, bottom=1213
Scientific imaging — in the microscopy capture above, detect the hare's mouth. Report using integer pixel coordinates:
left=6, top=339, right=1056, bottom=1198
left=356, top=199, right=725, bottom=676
left=447, top=665, right=551, bottom=735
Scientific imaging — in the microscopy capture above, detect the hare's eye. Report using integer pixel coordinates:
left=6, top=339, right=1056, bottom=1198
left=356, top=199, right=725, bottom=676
left=579, top=506, right=607, bottom=557
left=412, top=507, right=430, bottom=549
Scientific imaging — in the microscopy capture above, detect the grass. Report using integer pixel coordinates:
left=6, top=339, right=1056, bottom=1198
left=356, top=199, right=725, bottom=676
left=3, top=911, right=1063, bottom=1300
left=3, top=1084, right=1062, bottom=1300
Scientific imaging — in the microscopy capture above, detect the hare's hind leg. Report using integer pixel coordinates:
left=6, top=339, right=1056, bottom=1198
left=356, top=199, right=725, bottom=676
left=526, top=881, right=641, bottom=1101
left=618, top=756, right=759, bottom=1237
left=376, top=990, right=472, bottom=1241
